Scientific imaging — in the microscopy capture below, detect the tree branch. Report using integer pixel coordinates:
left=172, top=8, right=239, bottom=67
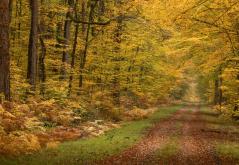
left=68, top=10, right=139, bottom=26
left=192, top=18, right=236, bottom=34
left=70, top=15, right=112, bottom=25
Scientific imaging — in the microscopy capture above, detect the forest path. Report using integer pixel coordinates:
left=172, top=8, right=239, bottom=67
left=99, top=106, right=239, bottom=165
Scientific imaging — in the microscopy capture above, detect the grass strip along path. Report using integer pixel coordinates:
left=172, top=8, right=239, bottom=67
left=0, top=105, right=182, bottom=165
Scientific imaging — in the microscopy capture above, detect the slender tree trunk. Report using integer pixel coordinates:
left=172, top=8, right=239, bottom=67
left=79, top=2, right=95, bottom=88
left=68, top=19, right=79, bottom=96
left=61, top=1, right=74, bottom=79
left=0, top=0, right=11, bottom=100
left=214, top=77, right=219, bottom=105
left=79, top=22, right=90, bottom=88
left=218, top=67, right=223, bottom=108
left=71, top=24, right=79, bottom=68
left=139, top=66, right=144, bottom=85
left=81, top=1, right=86, bottom=34
left=62, top=13, right=71, bottom=63
left=68, top=0, right=79, bottom=96
left=27, top=0, right=39, bottom=88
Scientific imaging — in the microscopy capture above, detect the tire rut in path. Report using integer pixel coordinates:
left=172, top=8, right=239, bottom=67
left=176, top=107, right=219, bottom=165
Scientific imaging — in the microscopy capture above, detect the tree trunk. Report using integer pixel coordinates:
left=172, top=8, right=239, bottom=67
left=0, top=0, right=11, bottom=100
left=27, top=0, right=39, bottom=88
left=214, top=77, right=219, bottom=105
left=68, top=2, right=80, bottom=96
left=218, top=67, right=223, bottom=108
left=62, top=12, right=71, bottom=63
left=79, top=2, right=95, bottom=88
left=214, top=66, right=223, bottom=108
left=81, top=1, right=86, bottom=34
left=71, top=24, right=79, bottom=68
left=61, top=1, right=74, bottom=79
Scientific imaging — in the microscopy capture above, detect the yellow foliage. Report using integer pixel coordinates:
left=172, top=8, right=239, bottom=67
left=0, top=105, right=4, bottom=115
left=55, top=114, right=73, bottom=126
left=24, top=117, right=45, bottom=132
left=124, top=107, right=156, bottom=121
left=46, top=141, right=60, bottom=149
left=0, top=132, right=41, bottom=155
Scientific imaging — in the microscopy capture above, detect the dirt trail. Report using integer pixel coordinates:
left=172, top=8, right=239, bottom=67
left=98, top=106, right=238, bottom=165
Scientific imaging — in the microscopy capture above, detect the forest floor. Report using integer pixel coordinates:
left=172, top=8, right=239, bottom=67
left=1, top=105, right=239, bottom=165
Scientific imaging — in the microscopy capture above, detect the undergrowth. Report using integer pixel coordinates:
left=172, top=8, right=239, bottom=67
left=0, top=105, right=182, bottom=165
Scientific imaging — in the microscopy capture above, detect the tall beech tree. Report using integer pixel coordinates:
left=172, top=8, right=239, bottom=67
left=27, top=0, right=39, bottom=88
left=0, top=0, right=11, bottom=100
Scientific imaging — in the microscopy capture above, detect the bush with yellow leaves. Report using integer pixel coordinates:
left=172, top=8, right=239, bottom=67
left=0, top=104, right=42, bottom=155
left=0, top=105, right=26, bottom=133
left=0, top=131, right=41, bottom=155
left=124, top=107, right=156, bottom=121
left=124, top=107, right=147, bottom=120
left=91, top=91, right=121, bottom=120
